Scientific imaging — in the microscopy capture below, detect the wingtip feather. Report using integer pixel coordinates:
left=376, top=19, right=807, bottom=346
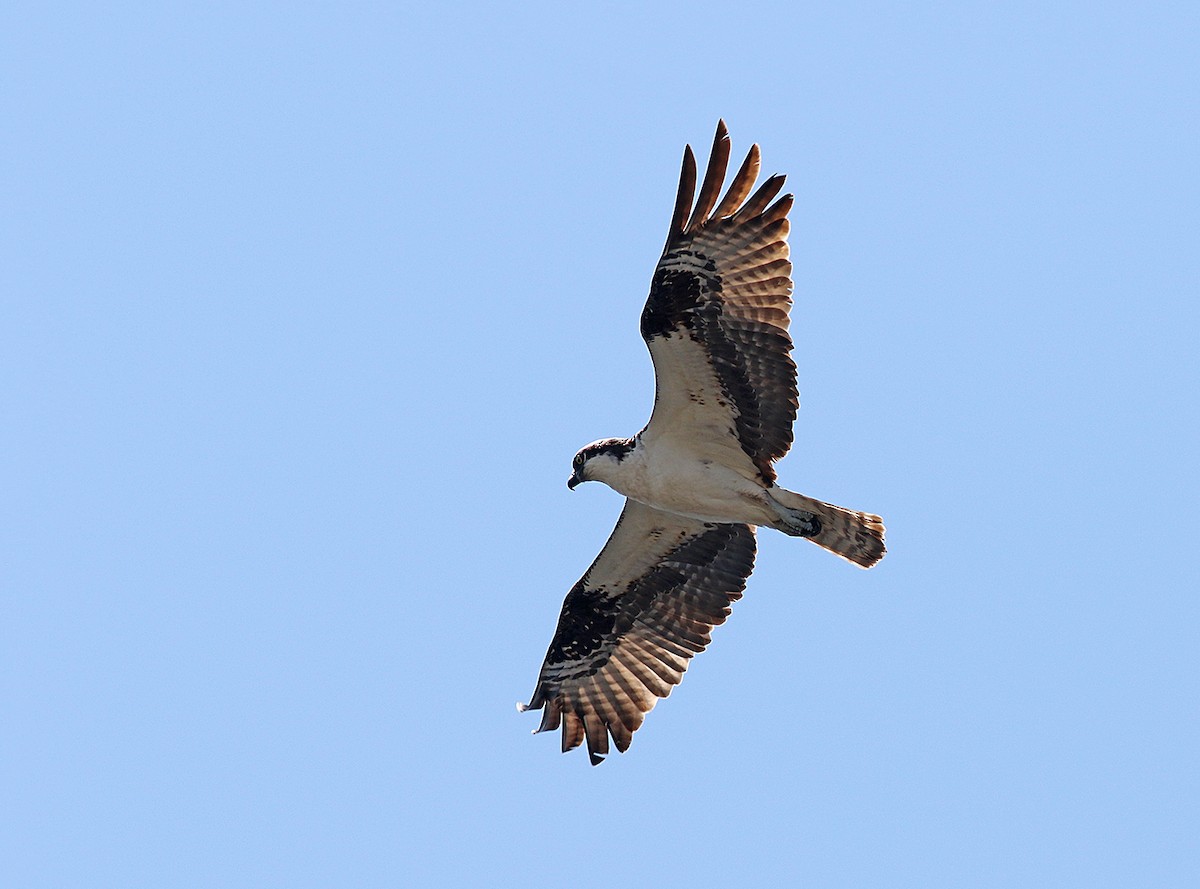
left=734, top=173, right=787, bottom=221
left=711, top=143, right=761, bottom=219
left=686, top=121, right=732, bottom=234
left=760, top=193, right=794, bottom=225
left=666, top=145, right=698, bottom=251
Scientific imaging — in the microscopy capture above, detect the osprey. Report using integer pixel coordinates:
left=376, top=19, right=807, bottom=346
left=519, top=122, right=886, bottom=765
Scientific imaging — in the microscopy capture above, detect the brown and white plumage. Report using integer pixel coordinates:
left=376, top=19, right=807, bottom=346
left=641, top=124, right=797, bottom=485
left=518, top=501, right=755, bottom=765
left=520, top=122, right=885, bottom=765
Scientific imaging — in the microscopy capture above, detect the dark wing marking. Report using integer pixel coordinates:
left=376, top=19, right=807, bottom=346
left=641, top=120, right=797, bottom=484
left=519, top=500, right=756, bottom=765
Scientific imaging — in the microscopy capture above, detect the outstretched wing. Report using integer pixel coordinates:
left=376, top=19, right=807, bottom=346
left=519, top=500, right=756, bottom=765
left=640, top=120, right=797, bottom=484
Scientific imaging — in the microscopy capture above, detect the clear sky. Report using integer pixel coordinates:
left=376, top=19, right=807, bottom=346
left=4, top=2, right=1198, bottom=887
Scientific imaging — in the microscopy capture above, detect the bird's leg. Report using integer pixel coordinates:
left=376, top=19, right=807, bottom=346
left=763, top=493, right=823, bottom=538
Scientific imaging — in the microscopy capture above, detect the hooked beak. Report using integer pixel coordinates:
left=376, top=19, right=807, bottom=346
left=567, top=471, right=582, bottom=490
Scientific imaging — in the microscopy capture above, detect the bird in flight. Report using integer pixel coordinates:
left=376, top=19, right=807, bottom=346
left=519, top=121, right=886, bottom=765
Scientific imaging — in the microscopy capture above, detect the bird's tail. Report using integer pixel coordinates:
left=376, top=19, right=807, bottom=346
left=766, top=487, right=886, bottom=569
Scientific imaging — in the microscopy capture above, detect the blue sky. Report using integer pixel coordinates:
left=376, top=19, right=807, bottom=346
left=3, top=2, right=1198, bottom=886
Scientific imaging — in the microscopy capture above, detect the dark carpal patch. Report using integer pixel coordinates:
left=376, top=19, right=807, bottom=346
left=546, top=584, right=619, bottom=667
left=532, top=519, right=755, bottom=694
left=640, top=253, right=715, bottom=339
left=642, top=252, right=794, bottom=483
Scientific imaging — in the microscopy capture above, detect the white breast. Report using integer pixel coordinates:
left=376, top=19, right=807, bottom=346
left=597, top=438, right=775, bottom=526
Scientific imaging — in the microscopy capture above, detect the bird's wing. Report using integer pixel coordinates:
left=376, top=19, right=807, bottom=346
left=640, top=120, right=797, bottom=484
left=519, top=499, right=756, bottom=765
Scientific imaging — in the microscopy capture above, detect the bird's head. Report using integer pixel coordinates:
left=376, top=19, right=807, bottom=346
left=567, top=438, right=635, bottom=490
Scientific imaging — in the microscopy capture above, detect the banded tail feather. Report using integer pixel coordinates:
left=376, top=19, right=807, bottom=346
left=767, top=487, right=886, bottom=568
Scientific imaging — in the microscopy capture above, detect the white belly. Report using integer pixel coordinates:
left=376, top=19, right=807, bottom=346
left=602, top=440, right=774, bottom=525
